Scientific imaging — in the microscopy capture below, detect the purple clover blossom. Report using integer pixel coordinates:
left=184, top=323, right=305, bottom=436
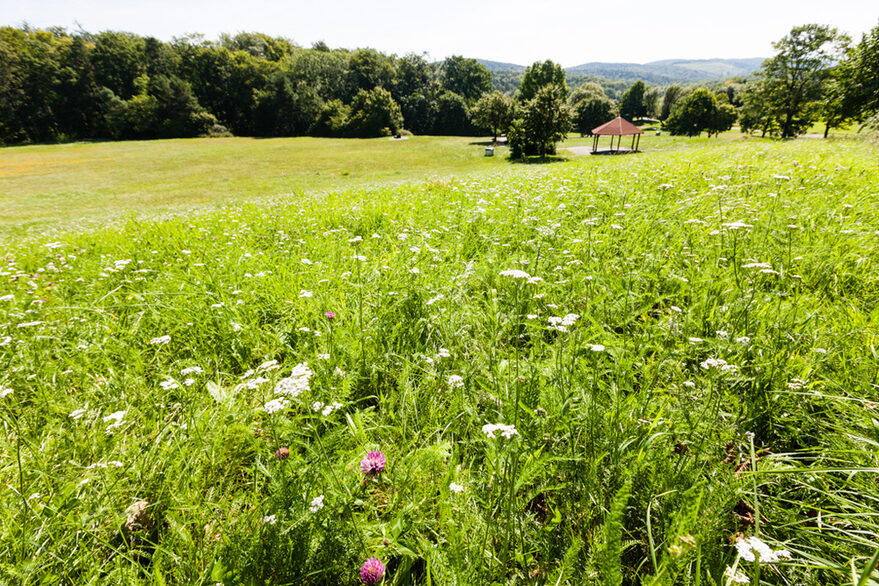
left=360, top=450, right=386, bottom=477
left=275, top=447, right=289, bottom=460
left=360, top=557, right=385, bottom=585
left=325, top=311, right=336, bottom=320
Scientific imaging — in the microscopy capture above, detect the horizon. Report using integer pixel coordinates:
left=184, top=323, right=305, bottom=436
left=1, top=0, right=874, bottom=67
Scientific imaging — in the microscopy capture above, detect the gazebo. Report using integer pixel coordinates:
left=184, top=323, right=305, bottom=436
left=591, top=116, right=643, bottom=154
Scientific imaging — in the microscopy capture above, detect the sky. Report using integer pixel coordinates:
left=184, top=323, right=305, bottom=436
left=1, top=0, right=875, bottom=66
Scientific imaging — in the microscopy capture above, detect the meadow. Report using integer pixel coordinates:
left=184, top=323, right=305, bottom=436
left=1, top=134, right=878, bottom=585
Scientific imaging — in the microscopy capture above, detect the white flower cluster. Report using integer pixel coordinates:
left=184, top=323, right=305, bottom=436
left=275, top=363, right=313, bottom=398
left=548, top=314, right=580, bottom=332
left=482, top=423, right=518, bottom=439
left=102, top=410, right=127, bottom=431
left=723, top=566, right=750, bottom=584
left=735, top=536, right=792, bottom=563
left=448, top=374, right=464, bottom=388
left=787, top=378, right=807, bottom=390
left=263, top=397, right=289, bottom=414
left=449, top=482, right=465, bottom=494
left=149, top=335, right=171, bottom=345
left=700, top=358, right=738, bottom=375
left=0, top=387, right=13, bottom=399
left=309, top=495, right=325, bottom=513
left=312, top=401, right=343, bottom=416
left=499, top=269, right=530, bottom=279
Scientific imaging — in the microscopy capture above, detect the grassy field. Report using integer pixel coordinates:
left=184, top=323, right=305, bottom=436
left=1, top=135, right=879, bottom=585
left=0, top=136, right=510, bottom=231
left=0, top=132, right=759, bottom=234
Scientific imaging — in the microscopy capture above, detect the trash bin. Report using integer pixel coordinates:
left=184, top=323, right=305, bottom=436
left=484, top=147, right=494, bottom=157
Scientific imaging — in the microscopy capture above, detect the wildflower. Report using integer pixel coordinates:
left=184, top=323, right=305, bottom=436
left=360, top=557, right=386, bottom=585
left=688, top=337, right=704, bottom=343
left=499, top=269, right=531, bottom=279
left=257, top=360, right=280, bottom=372
left=275, top=363, right=313, bottom=397
left=1, top=388, right=13, bottom=399
left=309, top=495, right=325, bottom=513
left=299, top=290, right=313, bottom=298
left=275, top=447, right=289, bottom=460
left=722, top=220, right=754, bottom=231
left=0, top=336, right=11, bottom=346
left=263, top=398, right=289, bottom=414
left=0, top=294, right=13, bottom=302
left=183, top=378, right=196, bottom=386
left=180, top=366, right=204, bottom=375
left=436, top=347, right=451, bottom=359
left=449, top=482, right=465, bottom=493
left=68, top=408, right=87, bottom=419
left=482, top=423, right=518, bottom=439
left=159, top=380, right=179, bottom=390
left=149, top=335, right=171, bottom=345
left=360, top=451, right=386, bottom=477
left=682, top=381, right=696, bottom=388
left=723, top=566, right=750, bottom=584
left=263, top=514, right=277, bottom=525
left=736, top=336, right=751, bottom=345
left=317, top=353, right=330, bottom=360
left=426, top=294, right=445, bottom=305
left=735, top=536, right=792, bottom=564
left=324, top=311, right=336, bottom=320
left=103, top=410, right=127, bottom=431
left=448, top=374, right=464, bottom=388
left=787, top=378, right=807, bottom=390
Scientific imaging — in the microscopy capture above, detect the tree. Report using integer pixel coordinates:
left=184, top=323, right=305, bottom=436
left=519, top=60, right=566, bottom=102
left=573, top=94, right=617, bottom=136
left=470, top=91, right=514, bottom=142
left=508, top=84, right=571, bottom=158
left=838, top=22, right=879, bottom=122
left=643, top=87, right=661, bottom=118
left=344, top=87, right=403, bottom=137
left=619, top=80, right=647, bottom=120
left=761, top=24, right=845, bottom=138
left=439, top=56, right=491, bottom=103
left=739, top=80, right=779, bottom=137
left=664, top=88, right=719, bottom=136
left=568, top=83, right=617, bottom=136
left=433, top=91, right=474, bottom=135
left=659, top=84, right=686, bottom=121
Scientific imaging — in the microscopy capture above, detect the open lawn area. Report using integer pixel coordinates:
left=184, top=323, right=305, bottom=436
left=0, top=132, right=775, bottom=233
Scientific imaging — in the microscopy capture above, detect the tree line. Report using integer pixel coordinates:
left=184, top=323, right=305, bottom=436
left=0, top=27, right=499, bottom=143
left=1, top=23, right=877, bottom=149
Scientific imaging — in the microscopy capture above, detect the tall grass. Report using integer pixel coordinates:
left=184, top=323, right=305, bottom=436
left=0, top=137, right=877, bottom=584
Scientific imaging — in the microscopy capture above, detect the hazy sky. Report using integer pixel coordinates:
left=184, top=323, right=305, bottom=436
left=2, top=0, right=875, bottom=66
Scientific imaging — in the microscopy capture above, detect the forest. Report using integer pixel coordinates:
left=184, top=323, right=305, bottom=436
left=1, top=23, right=878, bottom=146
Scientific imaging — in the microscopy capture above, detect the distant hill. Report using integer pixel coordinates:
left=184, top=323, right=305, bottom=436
left=477, top=59, right=527, bottom=73
left=479, top=57, right=766, bottom=92
left=565, top=58, right=766, bottom=84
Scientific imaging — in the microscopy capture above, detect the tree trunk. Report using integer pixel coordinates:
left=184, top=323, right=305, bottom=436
left=823, top=124, right=830, bottom=138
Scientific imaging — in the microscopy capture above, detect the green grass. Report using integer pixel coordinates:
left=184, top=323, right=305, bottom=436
left=1, top=135, right=878, bottom=585
left=0, top=132, right=760, bottom=234
left=0, top=135, right=509, bottom=231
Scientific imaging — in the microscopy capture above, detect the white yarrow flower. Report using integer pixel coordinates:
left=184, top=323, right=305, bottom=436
left=263, top=398, right=289, bottom=414
left=449, top=482, right=465, bottom=494
left=309, top=495, right=325, bottom=513
left=149, top=335, right=171, bottom=345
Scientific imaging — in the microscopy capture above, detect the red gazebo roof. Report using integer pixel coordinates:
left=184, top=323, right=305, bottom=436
left=592, top=117, right=643, bottom=136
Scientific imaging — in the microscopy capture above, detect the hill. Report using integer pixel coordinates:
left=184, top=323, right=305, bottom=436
left=481, top=57, right=766, bottom=93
